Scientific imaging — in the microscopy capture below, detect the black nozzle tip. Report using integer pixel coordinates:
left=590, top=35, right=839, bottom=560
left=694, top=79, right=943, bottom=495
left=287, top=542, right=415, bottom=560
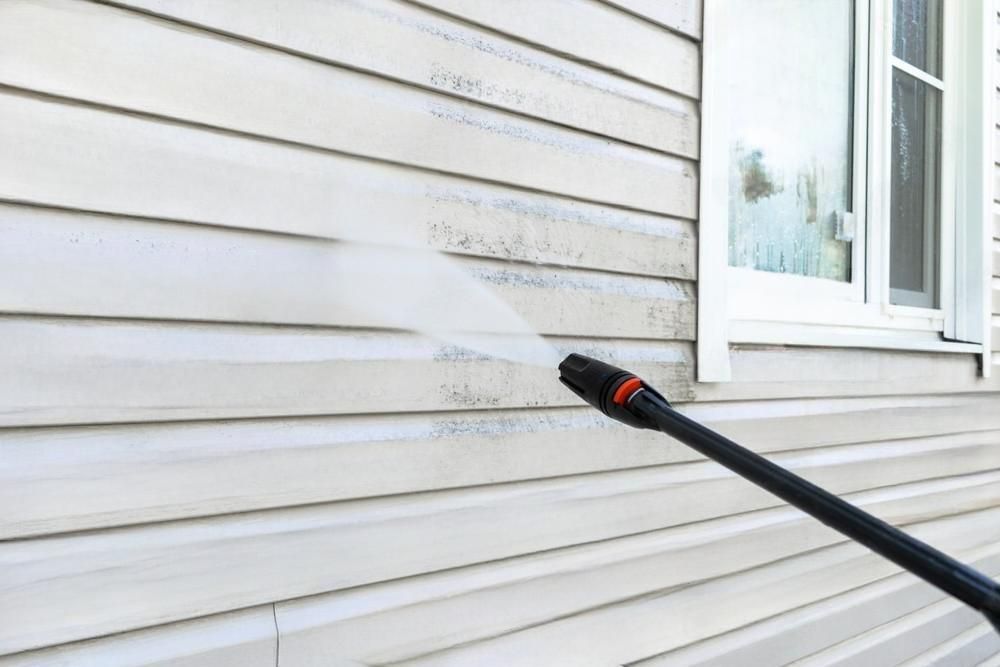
left=558, top=353, right=626, bottom=409
left=558, top=353, right=663, bottom=430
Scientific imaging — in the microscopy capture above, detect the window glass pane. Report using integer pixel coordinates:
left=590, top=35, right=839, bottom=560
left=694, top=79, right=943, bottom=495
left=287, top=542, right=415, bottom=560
left=892, top=0, right=942, bottom=77
left=726, top=0, right=853, bottom=283
left=889, top=68, right=940, bottom=307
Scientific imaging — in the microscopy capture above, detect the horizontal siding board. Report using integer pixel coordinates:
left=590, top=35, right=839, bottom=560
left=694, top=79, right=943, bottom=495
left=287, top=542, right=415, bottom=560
left=3, top=475, right=998, bottom=655
left=5, top=399, right=1000, bottom=539
left=0, top=2, right=696, bottom=217
left=410, top=0, right=699, bottom=96
left=0, top=408, right=665, bottom=539
left=789, top=597, right=984, bottom=666
left=0, top=204, right=694, bottom=339
left=645, top=545, right=1000, bottom=666
left=111, top=0, right=699, bottom=156
left=0, top=608, right=276, bottom=667
left=0, top=91, right=695, bottom=278
left=898, top=623, right=1000, bottom=666
left=393, top=508, right=1000, bottom=667
left=7, top=321, right=993, bottom=429
left=601, top=0, right=702, bottom=38
left=695, top=345, right=1000, bottom=401
left=274, top=493, right=1000, bottom=666
left=693, top=394, right=1000, bottom=450
left=0, top=316, right=694, bottom=428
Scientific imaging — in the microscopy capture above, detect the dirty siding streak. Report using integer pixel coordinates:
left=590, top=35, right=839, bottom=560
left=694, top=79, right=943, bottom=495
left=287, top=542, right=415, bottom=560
left=112, top=0, right=700, bottom=157
left=0, top=92, right=695, bottom=274
left=0, top=0, right=999, bottom=665
left=0, top=1, right=697, bottom=217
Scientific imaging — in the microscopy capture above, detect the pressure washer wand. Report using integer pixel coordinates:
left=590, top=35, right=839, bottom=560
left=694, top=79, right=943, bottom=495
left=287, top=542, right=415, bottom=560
left=558, top=353, right=1000, bottom=634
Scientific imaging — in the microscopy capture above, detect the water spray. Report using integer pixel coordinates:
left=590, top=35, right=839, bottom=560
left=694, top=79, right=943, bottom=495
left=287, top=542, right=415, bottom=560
left=558, top=353, right=1000, bottom=634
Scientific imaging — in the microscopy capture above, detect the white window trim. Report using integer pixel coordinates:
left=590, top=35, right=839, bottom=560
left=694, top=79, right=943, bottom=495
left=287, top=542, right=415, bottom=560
left=697, top=0, right=994, bottom=382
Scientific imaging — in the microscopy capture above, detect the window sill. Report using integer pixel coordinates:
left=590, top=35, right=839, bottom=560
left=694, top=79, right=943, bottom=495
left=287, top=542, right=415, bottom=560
left=730, top=319, right=983, bottom=354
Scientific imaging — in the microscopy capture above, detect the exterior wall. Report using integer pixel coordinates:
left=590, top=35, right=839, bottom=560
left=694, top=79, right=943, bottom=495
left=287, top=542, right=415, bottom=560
left=994, top=5, right=1000, bottom=360
left=0, top=1, right=998, bottom=665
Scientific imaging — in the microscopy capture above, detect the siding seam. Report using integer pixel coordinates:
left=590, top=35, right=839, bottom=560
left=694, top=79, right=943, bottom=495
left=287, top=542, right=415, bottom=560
left=271, top=604, right=280, bottom=667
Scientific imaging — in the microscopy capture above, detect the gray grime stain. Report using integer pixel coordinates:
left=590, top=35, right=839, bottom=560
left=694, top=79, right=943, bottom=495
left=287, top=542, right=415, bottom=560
left=345, top=0, right=682, bottom=113
left=430, top=411, right=595, bottom=438
left=433, top=345, right=492, bottom=362
left=427, top=102, right=592, bottom=157
left=425, top=185, right=688, bottom=237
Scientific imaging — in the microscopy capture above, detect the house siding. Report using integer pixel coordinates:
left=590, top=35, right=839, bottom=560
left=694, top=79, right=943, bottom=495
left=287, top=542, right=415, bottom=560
left=0, top=1, right=998, bottom=665
left=994, top=7, right=1000, bottom=358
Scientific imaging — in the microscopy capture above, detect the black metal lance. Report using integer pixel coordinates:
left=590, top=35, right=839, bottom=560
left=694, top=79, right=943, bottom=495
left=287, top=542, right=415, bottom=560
left=558, top=353, right=1000, bottom=635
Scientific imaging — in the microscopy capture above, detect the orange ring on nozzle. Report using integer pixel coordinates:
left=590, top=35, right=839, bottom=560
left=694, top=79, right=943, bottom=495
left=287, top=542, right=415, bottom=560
left=612, top=377, right=643, bottom=406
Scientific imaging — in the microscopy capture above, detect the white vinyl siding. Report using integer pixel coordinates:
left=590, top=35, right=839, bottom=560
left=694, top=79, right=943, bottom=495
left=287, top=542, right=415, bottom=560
left=994, top=6, right=1000, bottom=358
left=0, top=1, right=998, bottom=665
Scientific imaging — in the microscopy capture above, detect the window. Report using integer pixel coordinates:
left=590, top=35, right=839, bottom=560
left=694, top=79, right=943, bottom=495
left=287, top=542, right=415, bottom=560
left=699, top=0, right=994, bottom=381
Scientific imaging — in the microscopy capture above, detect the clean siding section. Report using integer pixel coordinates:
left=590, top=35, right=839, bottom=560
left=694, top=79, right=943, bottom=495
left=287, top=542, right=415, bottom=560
left=783, top=594, right=998, bottom=666
left=641, top=544, right=1000, bottom=665
left=379, top=509, right=1000, bottom=666
left=0, top=608, right=277, bottom=667
left=274, top=500, right=1000, bottom=666
left=896, top=622, right=1000, bottom=665
left=3, top=475, right=1000, bottom=654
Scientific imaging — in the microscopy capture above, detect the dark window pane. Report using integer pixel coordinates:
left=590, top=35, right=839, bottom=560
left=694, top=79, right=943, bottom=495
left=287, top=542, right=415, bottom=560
left=893, top=0, right=942, bottom=77
left=889, top=68, right=940, bottom=307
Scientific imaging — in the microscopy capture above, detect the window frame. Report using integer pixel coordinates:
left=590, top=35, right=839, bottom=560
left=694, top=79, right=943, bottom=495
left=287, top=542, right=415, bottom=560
left=698, top=0, right=994, bottom=382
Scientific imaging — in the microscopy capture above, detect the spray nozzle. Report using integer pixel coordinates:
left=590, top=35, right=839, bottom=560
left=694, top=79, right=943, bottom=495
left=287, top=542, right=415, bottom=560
left=558, top=353, right=669, bottom=430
